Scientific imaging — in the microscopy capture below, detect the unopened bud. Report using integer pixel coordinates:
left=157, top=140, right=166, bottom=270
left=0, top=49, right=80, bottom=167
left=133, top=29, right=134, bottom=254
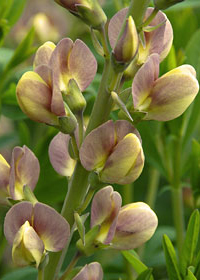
left=58, top=103, right=78, bottom=134
left=64, top=79, right=86, bottom=114
left=55, top=0, right=107, bottom=29
left=114, top=16, right=138, bottom=64
left=153, top=0, right=184, bottom=10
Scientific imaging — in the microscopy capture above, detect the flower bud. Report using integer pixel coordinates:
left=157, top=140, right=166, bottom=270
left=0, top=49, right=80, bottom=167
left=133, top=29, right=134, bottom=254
left=108, top=7, right=173, bottom=65
left=91, top=186, right=122, bottom=244
left=55, top=0, right=107, bottom=29
left=111, top=202, right=158, bottom=250
left=132, top=54, right=199, bottom=121
left=58, top=103, right=78, bottom=134
left=72, top=262, right=103, bottom=280
left=80, top=120, right=144, bottom=185
left=64, top=79, right=86, bottom=114
left=154, top=0, right=184, bottom=10
left=4, top=202, right=70, bottom=267
left=113, top=16, right=138, bottom=64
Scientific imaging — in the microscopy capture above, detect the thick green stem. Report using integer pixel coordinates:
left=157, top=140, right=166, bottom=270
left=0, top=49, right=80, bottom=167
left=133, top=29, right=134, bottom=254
left=171, top=187, right=185, bottom=259
left=128, top=0, right=151, bottom=27
left=123, top=184, right=134, bottom=205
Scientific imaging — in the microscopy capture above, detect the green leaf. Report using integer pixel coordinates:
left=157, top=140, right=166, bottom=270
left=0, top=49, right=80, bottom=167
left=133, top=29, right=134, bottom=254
left=185, top=268, right=197, bottom=280
left=135, top=268, right=153, bottom=280
left=1, top=267, right=37, bottom=280
left=0, top=48, right=13, bottom=73
left=3, top=0, right=27, bottom=27
left=162, top=234, right=182, bottom=280
left=180, top=210, right=200, bottom=277
left=190, top=140, right=200, bottom=203
left=4, top=27, right=36, bottom=73
left=185, top=29, right=200, bottom=80
left=1, top=104, right=27, bottom=120
left=122, top=251, right=154, bottom=280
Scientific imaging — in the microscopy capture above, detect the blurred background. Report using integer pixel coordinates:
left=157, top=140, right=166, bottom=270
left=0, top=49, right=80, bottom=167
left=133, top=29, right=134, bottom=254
left=0, top=0, right=200, bottom=279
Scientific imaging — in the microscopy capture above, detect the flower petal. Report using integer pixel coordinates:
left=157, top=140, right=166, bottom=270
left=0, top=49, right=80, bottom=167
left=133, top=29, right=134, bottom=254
left=33, top=41, right=56, bottom=68
left=138, top=8, right=173, bottom=64
left=16, top=71, right=59, bottom=125
left=132, top=54, right=160, bottom=110
left=69, top=39, right=97, bottom=91
left=49, top=132, right=76, bottom=176
left=9, top=146, right=40, bottom=200
left=0, top=154, right=10, bottom=196
left=50, top=38, right=74, bottom=115
left=91, top=186, right=122, bottom=244
left=100, top=133, right=144, bottom=185
left=4, top=202, right=33, bottom=244
left=33, top=202, right=70, bottom=252
left=73, top=262, right=103, bottom=280
left=111, top=202, right=158, bottom=250
left=147, top=64, right=199, bottom=121
left=80, top=120, right=116, bottom=171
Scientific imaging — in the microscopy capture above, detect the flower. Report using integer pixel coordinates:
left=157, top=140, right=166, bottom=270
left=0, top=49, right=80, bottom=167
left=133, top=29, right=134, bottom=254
left=0, top=146, right=40, bottom=202
left=4, top=201, right=70, bottom=267
left=80, top=120, right=144, bottom=185
left=16, top=38, right=97, bottom=125
left=72, top=262, right=103, bottom=280
left=108, top=7, right=173, bottom=65
left=131, top=54, right=199, bottom=121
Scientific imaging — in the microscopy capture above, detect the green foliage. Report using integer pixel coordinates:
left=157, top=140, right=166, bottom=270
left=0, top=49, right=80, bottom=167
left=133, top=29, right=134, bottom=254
left=180, top=210, right=200, bottom=277
left=162, top=234, right=182, bottom=280
left=1, top=267, right=37, bottom=280
left=122, top=250, right=154, bottom=280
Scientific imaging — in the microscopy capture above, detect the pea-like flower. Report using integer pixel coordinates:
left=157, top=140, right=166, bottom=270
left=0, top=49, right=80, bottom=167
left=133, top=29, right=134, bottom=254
left=108, top=7, right=173, bottom=65
left=49, top=132, right=76, bottom=177
left=79, top=120, right=144, bottom=185
left=0, top=146, right=39, bottom=203
left=77, top=187, right=158, bottom=254
left=72, top=262, right=103, bottom=280
left=110, top=202, right=158, bottom=250
left=16, top=38, right=97, bottom=126
left=4, top=201, right=70, bottom=267
left=131, top=54, right=199, bottom=121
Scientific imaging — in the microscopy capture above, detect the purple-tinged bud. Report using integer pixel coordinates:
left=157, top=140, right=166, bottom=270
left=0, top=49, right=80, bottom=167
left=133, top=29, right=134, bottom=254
left=111, top=202, right=158, bottom=250
left=154, top=0, right=184, bottom=10
left=55, top=0, right=107, bottom=29
left=108, top=8, right=173, bottom=65
left=4, top=202, right=70, bottom=267
left=0, top=146, right=40, bottom=202
left=80, top=120, right=144, bottom=185
left=49, top=132, right=76, bottom=177
left=72, top=262, right=103, bottom=280
left=113, top=16, right=138, bottom=64
left=132, top=54, right=199, bottom=121
left=91, top=186, right=122, bottom=244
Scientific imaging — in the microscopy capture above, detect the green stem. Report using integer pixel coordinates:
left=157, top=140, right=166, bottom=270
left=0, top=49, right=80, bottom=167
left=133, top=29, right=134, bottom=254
left=71, top=133, right=79, bottom=159
left=128, top=0, right=151, bottom=27
left=59, top=252, right=81, bottom=280
left=146, top=167, right=160, bottom=209
left=76, top=112, right=84, bottom=146
left=171, top=136, right=185, bottom=259
left=171, top=187, right=185, bottom=259
left=77, top=187, right=95, bottom=214
left=123, top=184, right=134, bottom=205
left=140, top=7, right=159, bottom=29
left=37, top=267, right=44, bottom=280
